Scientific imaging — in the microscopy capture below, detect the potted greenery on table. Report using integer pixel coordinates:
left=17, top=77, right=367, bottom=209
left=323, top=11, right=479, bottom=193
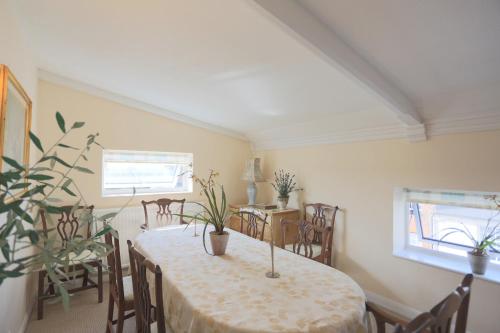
left=181, top=170, right=231, bottom=255
left=271, top=169, right=301, bottom=210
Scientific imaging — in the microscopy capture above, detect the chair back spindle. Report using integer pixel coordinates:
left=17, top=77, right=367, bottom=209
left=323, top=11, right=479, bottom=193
left=239, top=208, right=268, bottom=241
left=40, top=205, right=95, bottom=248
left=280, top=219, right=332, bottom=265
left=141, top=198, right=186, bottom=230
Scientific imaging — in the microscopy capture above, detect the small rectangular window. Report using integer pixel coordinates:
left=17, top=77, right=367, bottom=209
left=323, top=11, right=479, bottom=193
left=395, top=188, right=500, bottom=267
left=102, top=150, right=193, bottom=197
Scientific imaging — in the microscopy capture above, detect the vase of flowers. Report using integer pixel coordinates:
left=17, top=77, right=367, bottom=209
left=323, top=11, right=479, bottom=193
left=271, top=169, right=301, bottom=210
left=180, top=170, right=231, bottom=255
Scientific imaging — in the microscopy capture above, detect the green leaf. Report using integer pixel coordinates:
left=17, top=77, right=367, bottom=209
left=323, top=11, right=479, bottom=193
left=62, top=179, right=72, bottom=188
left=56, top=112, right=66, bottom=133
left=21, top=185, right=46, bottom=198
left=1, top=244, right=10, bottom=261
left=27, top=174, right=53, bottom=181
left=58, top=284, right=70, bottom=311
left=94, top=224, right=113, bottom=238
left=57, top=143, right=78, bottom=150
left=74, top=166, right=94, bottom=174
left=12, top=205, right=34, bottom=224
left=40, top=155, right=72, bottom=168
left=0, top=200, right=21, bottom=214
left=61, top=186, right=76, bottom=197
left=97, top=212, right=117, bottom=222
left=2, top=157, right=24, bottom=171
left=72, top=121, right=85, bottom=129
left=3, top=270, right=23, bottom=278
left=9, top=182, right=30, bottom=190
left=29, top=131, right=44, bottom=152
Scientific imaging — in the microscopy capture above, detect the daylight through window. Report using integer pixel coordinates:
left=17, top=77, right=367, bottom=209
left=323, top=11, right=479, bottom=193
left=102, top=150, right=193, bottom=197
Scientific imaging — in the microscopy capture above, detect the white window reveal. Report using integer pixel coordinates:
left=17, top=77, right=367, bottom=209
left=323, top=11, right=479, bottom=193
left=102, top=150, right=193, bottom=197
left=393, top=188, right=500, bottom=283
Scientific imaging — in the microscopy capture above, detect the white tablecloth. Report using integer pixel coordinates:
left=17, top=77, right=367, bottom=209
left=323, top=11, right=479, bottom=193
left=134, top=226, right=366, bottom=333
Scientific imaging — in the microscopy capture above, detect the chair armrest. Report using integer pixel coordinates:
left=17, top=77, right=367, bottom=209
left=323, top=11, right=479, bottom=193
left=366, top=301, right=410, bottom=331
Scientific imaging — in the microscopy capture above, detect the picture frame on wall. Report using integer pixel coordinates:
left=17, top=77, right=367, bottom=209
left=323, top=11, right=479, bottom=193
left=0, top=65, right=32, bottom=188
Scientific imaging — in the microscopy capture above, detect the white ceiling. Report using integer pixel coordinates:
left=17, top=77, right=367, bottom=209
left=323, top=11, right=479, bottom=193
left=299, top=0, right=500, bottom=122
left=10, top=0, right=500, bottom=149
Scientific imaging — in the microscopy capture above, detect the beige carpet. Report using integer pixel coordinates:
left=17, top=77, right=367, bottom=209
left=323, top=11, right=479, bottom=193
left=26, top=282, right=136, bottom=333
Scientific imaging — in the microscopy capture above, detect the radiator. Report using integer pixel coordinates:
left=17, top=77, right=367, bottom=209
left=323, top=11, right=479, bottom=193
left=95, top=202, right=202, bottom=266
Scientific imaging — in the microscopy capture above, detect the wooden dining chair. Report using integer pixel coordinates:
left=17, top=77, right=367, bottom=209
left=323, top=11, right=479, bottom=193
left=141, top=198, right=186, bottom=230
left=105, top=231, right=135, bottom=333
left=239, top=208, right=268, bottom=241
left=37, top=205, right=103, bottom=320
left=367, top=274, right=473, bottom=333
left=127, top=240, right=168, bottom=333
left=280, top=219, right=332, bottom=265
left=303, top=203, right=339, bottom=266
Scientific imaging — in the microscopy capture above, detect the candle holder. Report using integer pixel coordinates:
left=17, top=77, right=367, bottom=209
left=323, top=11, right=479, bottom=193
left=193, top=220, right=199, bottom=237
left=266, top=230, right=280, bottom=278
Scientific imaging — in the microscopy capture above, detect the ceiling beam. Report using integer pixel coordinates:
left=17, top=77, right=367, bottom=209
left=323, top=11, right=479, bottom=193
left=250, top=0, right=424, bottom=129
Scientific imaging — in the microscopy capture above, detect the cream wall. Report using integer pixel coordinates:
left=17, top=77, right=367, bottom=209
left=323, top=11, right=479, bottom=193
left=0, top=1, right=39, bottom=333
left=37, top=80, right=252, bottom=208
left=257, top=131, right=500, bottom=333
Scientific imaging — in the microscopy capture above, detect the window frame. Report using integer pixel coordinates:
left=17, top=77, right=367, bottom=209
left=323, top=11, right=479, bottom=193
left=101, top=149, right=193, bottom=198
left=393, top=187, right=500, bottom=284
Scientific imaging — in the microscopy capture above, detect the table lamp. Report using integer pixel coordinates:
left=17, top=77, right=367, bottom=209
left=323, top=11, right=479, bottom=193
left=241, top=158, right=264, bottom=205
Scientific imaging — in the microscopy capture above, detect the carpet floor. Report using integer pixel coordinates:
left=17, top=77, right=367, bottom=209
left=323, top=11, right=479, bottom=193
left=26, top=282, right=136, bottom=333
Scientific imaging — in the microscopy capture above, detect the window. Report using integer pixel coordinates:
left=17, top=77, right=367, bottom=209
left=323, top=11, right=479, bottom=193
left=394, top=188, right=500, bottom=283
left=102, top=150, right=193, bottom=197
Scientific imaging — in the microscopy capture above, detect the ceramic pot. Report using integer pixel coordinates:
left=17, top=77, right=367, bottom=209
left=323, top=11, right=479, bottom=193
left=209, top=231, right=229, bottom=255
left=467, top=251, right=489, bottom=275
left=277, top=196, right=289, bottom=210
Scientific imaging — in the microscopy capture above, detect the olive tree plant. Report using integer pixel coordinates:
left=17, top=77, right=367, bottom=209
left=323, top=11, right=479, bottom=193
left=0, top=112, right=124, bottom=307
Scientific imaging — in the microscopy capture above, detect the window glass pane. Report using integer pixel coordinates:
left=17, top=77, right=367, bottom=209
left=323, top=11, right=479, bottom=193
left=408, top=201, right=500, bottom=259
left=102, top=150, right=192, bottom=196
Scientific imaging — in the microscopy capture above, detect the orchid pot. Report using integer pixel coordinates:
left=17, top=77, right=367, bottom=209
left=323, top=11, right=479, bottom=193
left=209, top=231, right=230, bottom=256
left=467, top=250, right=490, bottom=275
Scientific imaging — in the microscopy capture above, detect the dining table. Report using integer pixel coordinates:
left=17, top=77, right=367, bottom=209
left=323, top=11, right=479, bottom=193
left=134, top=225, right=367, bottom=333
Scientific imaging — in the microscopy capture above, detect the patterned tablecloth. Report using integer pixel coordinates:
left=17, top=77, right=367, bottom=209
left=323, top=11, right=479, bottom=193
left=134, top=225, right=367, bottom=333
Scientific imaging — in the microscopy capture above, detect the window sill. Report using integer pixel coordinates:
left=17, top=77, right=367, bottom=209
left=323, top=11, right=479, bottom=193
left=394, top=247, right=500, bottom=285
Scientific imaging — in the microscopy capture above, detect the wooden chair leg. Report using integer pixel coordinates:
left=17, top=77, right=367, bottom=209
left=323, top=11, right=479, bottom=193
left=106, top=294, right=114, bottom=333
left=97, top=261, right=103, bottom=303
left=82, top=268, right=89, bottom=287
left=116, top=309, right=125, bottom=333
left=37, top=270, right=45, bottom=320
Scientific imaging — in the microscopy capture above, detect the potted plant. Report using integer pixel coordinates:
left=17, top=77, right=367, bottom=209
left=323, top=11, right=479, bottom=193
left=181, top=170, right=231, bottom=255
left=0, top=112, right=121, bottom=307
left=440, top=218, right=499, bottom=275
left=271, top=169, right=301, bottom=210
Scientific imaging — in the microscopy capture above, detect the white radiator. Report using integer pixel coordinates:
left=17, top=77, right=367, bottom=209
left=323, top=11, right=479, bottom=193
left=95, top=202, right=202, bottom=266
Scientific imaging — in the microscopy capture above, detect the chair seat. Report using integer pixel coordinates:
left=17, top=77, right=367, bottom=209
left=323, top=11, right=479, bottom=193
left=285, top=243, right=323, bottom=257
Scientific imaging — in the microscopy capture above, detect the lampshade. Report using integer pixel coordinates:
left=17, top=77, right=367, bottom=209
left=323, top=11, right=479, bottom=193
left=241, top=158, right=265, bottom=182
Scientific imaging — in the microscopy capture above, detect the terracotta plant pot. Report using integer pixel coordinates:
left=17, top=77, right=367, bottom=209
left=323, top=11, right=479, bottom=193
left=209, top=231, right=229, bottom=256
left=277, top=196, right=289, bottom=210
left=467, top=251, right=489, bottom=275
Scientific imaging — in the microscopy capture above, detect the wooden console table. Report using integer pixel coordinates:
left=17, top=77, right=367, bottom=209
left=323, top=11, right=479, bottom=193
left=229, top=204, right=300, bottom=245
